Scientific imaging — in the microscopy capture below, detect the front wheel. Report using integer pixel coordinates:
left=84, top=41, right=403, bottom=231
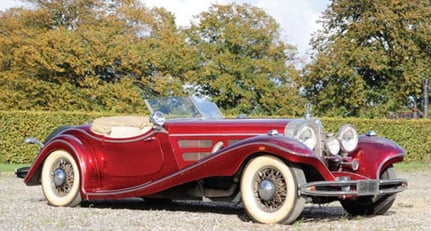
left=341, top=166, right=397, bottom=215
left=240, top=155, right=305, bottom=224
left=41, top=150, right=82, bottom=207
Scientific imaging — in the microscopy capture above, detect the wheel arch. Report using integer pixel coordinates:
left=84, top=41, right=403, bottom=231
left=24, top=135, right=97, bottom=199
left=247, top=153, right=311, bottom=189
left=225, top=135, right=332, bottom=180
left=235, top=148, right=330, bottom=188
left=351, top=136, right=406, bottom=179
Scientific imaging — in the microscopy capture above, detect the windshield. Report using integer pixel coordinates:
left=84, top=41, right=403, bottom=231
left=145, top=96, right=224, bottom=119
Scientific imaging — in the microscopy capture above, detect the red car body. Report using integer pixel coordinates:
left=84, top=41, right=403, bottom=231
left=20, top=96, right=407, bottom=224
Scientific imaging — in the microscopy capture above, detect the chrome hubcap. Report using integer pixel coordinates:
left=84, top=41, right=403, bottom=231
left=53, top=168, right=66, bottom=187
left=258, top=179, right=276, bottom=201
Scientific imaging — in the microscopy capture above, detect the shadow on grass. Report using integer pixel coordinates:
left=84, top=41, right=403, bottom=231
left=79, top=198, right=388, bottom=224
left=81, top=198, right=244, bottom=215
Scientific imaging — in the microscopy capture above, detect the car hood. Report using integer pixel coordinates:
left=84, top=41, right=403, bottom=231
left=163, top=118, right=298, bottom=136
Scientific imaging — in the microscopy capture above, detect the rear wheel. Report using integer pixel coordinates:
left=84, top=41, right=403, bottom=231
left=41, top=150, right=82, bottom=207
left=240, top=155, right=305, bottom=224
left=341, top=166, right=397, bottom=215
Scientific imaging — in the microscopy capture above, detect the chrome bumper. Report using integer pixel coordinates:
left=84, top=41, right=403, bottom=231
left=300, top=178, right=408, bottom=197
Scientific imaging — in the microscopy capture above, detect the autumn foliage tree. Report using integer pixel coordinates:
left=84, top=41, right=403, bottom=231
left=1, top=1, right=303, bottom=116
left=185, top=4, right=304, bottom=115
left=302, top=0, right=431, bottom=117
left=0, top=0, right=192, bottom=113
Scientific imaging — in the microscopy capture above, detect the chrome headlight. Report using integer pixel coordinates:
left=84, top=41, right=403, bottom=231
left=294, top=124, right=317, bottom=149
left=285, top=120, right=321, bottom=152
left=325, top=136, right=340, bottom=155
left=337, top=125, right=358, bottom=152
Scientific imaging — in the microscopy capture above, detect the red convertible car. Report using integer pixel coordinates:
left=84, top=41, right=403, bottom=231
left=18, top=96, right=407, bottom=224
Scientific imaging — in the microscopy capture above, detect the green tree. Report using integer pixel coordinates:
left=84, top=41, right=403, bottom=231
left=303, top=0, right=431, bottom=117
left=184, top=3, right=304, bottom=116
left=139, top=7, right=201, bottom=98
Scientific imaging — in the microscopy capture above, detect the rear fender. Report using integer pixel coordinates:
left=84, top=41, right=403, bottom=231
left=350, top=135, right=406, bottom=179
left=24, top=134, right=97, bottom=199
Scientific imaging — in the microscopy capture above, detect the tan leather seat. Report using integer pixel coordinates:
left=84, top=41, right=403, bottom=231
left=90, top=116, right=152, bottom=138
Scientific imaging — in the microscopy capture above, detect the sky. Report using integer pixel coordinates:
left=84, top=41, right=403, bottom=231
left=0, top=0, right=329, bottom=58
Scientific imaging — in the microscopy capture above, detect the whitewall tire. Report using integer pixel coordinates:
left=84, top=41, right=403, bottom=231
left=240, top=155, right=305, bottom=224
left=41, top=150, right=82, bottom=207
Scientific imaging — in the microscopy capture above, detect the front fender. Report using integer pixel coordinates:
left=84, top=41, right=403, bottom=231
left=242, top=135, right=335, bottom=181
left=351, top=135, right=406, bottom=179
left=24, top=134, right=98, bottom=198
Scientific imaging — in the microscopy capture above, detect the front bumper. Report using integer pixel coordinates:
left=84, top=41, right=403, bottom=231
left=300, top=178, right=408, bottom=197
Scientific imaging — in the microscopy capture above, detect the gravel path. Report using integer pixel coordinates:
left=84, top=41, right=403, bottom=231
left=1, top=169, right=430, bottom=230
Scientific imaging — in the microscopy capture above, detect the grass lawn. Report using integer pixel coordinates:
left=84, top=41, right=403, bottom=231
left=394, top=161, right=430, bottom=172
left=0, top=163, right=30, bottom=173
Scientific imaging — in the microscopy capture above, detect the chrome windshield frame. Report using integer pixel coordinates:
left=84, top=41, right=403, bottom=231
left=145, top=96, right=224, bottom=120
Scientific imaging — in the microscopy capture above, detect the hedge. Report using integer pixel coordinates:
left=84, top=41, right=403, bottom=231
left=1, top=111, right=430, bottom=164
left=0, top=110, right=112, bottom=164
left=320, top=117, right=431, bottom=163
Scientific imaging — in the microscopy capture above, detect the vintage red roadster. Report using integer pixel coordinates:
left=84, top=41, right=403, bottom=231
left=18, top=96, right=407, bottom=224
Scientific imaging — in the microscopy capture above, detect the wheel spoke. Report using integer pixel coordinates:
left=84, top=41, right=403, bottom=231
left=50, top=158, right=75, bottom=196
left=42, top=150, right=82, bottom=207
left=255, top=167, right=287, bottom=212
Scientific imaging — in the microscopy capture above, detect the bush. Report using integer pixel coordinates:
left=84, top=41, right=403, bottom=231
left=321, top=117, right=431, bottom=163
left=1, top=111, right=429, bottom=163
left=0, top=110, right=112, bottom=164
